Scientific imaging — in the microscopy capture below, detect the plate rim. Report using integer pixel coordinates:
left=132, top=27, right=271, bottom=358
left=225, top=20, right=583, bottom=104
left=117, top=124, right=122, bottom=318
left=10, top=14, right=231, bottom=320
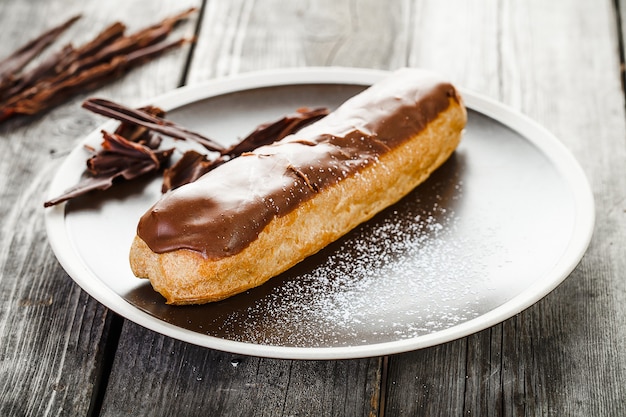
left=44, top=67, right=595, bottom=360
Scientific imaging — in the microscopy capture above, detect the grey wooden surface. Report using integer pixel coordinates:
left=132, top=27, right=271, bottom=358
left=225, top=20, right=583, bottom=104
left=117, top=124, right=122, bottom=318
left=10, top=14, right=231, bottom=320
left=0, top=0, right=624, bottom=416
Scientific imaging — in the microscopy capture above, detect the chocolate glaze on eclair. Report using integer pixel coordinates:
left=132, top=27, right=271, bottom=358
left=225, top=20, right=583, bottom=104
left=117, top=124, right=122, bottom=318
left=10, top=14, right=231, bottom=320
left=136, top=69, right=462, bottom=260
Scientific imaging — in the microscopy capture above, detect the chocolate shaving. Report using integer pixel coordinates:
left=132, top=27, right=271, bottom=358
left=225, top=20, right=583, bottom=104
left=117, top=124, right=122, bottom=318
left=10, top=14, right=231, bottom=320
left=72, top=22, right=126, bottom=62
left=0, top=8, right=197, bottom=124
left=0, top=15, right=81, bottom=87
left=161, top=107, right=330, bottom=192
left=82, top=98, right=223, bottom=151
left=45, top=101, right=330, bottom=205
left=223, top=107, right=329, bottom=156
left=114, top=105, right=165, bottom=148
left=161, top=150, right=224, bottom=193
left=44, top=131, right=173, bottom=207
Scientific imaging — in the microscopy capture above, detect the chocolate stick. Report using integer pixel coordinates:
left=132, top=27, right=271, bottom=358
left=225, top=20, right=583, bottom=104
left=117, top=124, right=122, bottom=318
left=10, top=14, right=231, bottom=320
left=68, top=8, right=195, bottom=77
left=0, top=14, right=81, bottom=82
left=82, top=98, right=224, bottom=152
left=2, top=36, right=195, bottom=118
left=0, top=9, right=197, bottom=124
left=73, top=22, right=126, bottom=61
left=0, top=20, right=123, bottom=104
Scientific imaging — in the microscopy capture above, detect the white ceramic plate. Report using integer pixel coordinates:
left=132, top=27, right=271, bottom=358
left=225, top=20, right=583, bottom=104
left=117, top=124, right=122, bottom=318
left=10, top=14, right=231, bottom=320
left=45, top=68, right=594, bottom=360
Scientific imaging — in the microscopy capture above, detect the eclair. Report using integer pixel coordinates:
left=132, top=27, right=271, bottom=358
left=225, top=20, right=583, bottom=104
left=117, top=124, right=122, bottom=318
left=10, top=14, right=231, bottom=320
left=130, top=68, right=467, bottom=305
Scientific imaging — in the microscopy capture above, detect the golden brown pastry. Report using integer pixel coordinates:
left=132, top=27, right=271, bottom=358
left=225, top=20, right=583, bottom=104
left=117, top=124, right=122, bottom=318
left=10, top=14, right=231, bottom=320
left=130, top=68, right=467, bottom=305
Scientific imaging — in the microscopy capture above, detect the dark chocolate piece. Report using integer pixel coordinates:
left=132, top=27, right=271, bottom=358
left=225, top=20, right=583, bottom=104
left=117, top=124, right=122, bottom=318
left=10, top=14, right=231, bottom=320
left=82, top=98, right=223, bottom=152
left=0, top=8, right=197, bottom=124
left=44, top=131, right=172, bottom=207
left=161, top=107, right=330, bottom=192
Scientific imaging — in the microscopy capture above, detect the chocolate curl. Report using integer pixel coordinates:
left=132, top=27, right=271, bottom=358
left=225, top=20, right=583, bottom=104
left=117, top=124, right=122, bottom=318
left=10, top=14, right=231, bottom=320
left=44, top=131, right=173, bottom=207
left=223, top=107, right=329, bottom=157
left=161, top=107, right=330, bottom=192
left=161, top=150, right=222, bottom=193
left=66, top=7, right=195, bottom=77
left=0, top=8, right=197, bottom=124
left=29, top=22, right=128, bottom=91
left=73, top=22, right=126, bottom=61
left=114, top=105, right=166, bottom=147
left=0, top=15, right=81, bottom=83
left=82, top=98, right=223, bottom=152
left=45, top=104, right=330, bottom=205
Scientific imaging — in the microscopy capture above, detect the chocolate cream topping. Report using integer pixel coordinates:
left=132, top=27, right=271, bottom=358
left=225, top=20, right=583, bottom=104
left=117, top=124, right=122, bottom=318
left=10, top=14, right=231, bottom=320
left=137, top=68, right=461, bottom=259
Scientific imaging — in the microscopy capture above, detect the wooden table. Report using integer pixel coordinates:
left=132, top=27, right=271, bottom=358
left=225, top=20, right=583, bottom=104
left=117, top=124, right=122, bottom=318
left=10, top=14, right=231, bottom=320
left=1, top=0, right=625, bottom=415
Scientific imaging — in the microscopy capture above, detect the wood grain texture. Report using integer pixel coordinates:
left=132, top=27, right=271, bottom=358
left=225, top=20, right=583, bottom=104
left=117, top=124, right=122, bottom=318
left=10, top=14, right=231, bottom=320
left=1, top=0, right=625, bottom=415
left=386, top=0, right=626, bottom=415
left=100, top=323, right=381, bottom=417
left=0, top=1, right=199, bottom=415
left=187, top=0, right=410, bottom=82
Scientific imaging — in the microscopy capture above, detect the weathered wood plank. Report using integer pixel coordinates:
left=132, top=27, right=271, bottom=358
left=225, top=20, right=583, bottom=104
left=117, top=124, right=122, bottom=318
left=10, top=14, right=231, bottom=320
left=187, top=0, right=410, bottom=81
left=385, top=0, right=626, bottom=415
left=0, top=1, right=199, bottom=415
left=100, top=325, right=382, bottom=417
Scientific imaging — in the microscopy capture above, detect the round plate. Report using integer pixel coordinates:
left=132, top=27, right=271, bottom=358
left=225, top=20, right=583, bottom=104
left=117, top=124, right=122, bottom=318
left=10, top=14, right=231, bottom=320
left=45, top=67, right=594, bottom=360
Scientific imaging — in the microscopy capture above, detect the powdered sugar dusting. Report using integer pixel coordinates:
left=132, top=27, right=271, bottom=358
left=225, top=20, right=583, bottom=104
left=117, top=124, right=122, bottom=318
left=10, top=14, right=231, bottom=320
left=211, top=171, right=486, bottom=347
